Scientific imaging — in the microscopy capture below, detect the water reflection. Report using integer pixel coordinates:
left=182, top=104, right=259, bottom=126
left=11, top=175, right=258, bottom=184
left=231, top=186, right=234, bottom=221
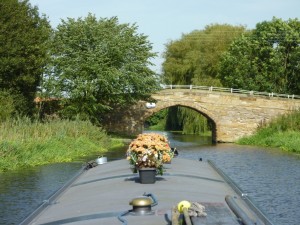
left=0, top=163, right=82, bottom=225
left=145, top=131, right=300, bottom=225
left=169, top=135, right=300, bottom=225
left=1, top=131, right=299, bottom=225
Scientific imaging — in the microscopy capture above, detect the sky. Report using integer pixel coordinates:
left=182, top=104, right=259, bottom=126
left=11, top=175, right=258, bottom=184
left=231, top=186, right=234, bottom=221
left=29, top=0, right=300, bottom=73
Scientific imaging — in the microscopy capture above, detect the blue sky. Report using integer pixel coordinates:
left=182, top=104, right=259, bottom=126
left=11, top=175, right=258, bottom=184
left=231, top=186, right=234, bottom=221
left=29, top=0, right=299, bottom=73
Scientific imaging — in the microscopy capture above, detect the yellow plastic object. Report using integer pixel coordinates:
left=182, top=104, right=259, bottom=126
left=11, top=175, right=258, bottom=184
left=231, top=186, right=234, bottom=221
left=177, top=200, right=191, bottom=213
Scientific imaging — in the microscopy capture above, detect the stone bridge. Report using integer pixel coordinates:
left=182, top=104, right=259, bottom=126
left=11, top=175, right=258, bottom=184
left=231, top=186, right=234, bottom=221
left=103, top=88, right=300, bottom=143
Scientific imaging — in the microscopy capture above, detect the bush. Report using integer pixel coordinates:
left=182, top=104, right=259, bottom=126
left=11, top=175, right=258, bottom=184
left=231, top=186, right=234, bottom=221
left=237, top=110, right=300, bottom=153
left=0, top=118, right=112, bottom=171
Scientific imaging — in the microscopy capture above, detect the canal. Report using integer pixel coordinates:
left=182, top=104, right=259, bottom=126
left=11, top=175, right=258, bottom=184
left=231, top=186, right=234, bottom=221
left=0, top=131, right=299, bottom=225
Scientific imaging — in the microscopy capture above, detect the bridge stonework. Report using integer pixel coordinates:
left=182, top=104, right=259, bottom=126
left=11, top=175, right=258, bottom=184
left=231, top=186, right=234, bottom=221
left=103, top=89, right=300, bottom=142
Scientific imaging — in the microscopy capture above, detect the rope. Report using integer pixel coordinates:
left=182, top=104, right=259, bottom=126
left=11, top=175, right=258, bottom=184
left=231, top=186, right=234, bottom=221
left=183, top=207, right=193, bottom=225
left=188, top=202, right=207, bottom=217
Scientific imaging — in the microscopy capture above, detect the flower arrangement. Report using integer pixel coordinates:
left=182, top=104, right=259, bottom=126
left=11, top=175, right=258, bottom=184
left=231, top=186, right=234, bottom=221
left=126, top=133, right=173, bottom=175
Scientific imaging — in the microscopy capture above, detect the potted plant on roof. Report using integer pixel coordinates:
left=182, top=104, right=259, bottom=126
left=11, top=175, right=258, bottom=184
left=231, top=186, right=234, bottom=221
left=126, top=133, right=174, bottom=184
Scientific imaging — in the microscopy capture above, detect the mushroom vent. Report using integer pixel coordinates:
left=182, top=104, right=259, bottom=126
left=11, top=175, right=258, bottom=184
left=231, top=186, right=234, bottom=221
left=129, top=196, right=154, bottom=215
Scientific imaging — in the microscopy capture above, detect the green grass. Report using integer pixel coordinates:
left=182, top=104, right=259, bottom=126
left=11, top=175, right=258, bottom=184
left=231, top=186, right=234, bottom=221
left=147, top=122, right=166, bottom=131
left=0, top=117, right=123, bottom=172
left=237, top=110, right=300, bottom=153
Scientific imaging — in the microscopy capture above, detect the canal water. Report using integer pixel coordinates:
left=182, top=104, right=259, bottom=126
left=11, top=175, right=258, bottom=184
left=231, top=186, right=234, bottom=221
left=0, top=131, right=299, bottom=225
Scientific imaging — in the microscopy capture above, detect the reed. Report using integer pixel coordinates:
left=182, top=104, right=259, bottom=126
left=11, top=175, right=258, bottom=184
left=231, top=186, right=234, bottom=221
left=0, top=117, right=119, bottom=171
left=237, top=110, right=300, bottom=153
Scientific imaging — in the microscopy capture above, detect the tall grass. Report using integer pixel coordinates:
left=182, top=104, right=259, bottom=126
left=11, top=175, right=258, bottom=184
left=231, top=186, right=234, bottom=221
left=0, top=118, right=119, bottom=171
left=238, top=110, right=300, bottom=153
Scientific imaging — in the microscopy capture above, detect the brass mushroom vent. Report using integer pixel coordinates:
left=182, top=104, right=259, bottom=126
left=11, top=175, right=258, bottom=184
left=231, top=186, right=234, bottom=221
left=129, top=196, right=154, bottom=215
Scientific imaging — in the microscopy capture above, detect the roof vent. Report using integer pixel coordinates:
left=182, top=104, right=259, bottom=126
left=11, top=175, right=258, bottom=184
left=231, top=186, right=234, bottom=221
left=129, top=196, right=154, bottom=215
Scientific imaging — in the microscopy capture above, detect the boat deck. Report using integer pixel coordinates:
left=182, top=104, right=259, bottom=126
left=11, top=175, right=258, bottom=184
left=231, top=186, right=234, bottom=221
left=23, top=158, right=266, bottom=225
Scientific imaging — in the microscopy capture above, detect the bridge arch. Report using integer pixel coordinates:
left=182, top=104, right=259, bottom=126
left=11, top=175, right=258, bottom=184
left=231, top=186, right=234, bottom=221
left=102, top=88, right=300, bottom=142
left=143, top=103, right=217, bottom=143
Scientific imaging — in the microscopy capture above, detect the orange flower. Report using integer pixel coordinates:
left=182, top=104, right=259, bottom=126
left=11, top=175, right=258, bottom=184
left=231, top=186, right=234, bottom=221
left=126, top=133, right=173, bottom=175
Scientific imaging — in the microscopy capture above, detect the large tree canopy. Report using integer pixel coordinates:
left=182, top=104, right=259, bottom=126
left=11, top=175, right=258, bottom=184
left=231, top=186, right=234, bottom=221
left=162, top=24, right=246, bottom=86
left=43, top=14, right=159, bottom=122
left=218, top=17, right=300, bottom=94
left=0, top=0, right=51, bottom=115
left=161, top=24, right=246, bottom=134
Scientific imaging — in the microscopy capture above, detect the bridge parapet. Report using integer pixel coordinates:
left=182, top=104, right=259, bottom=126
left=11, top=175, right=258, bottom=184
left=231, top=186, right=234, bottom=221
left=162, top=85, right=300, bottom=100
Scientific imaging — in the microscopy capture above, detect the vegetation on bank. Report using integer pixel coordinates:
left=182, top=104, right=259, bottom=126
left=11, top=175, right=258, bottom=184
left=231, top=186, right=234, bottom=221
left=237, top=110, right=300, bottom=153
left=0, top=118, right=123, bottom=172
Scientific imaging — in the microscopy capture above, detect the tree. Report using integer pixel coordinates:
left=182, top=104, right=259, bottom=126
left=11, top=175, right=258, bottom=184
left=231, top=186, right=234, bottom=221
left=43, top=14, right=159, bottom=122
left=161, top=24, right=245, bottom=134
left=0, top=0, right=52, bottom=116
left=162, top=24, right=246, bottom=86
left=0, top=90, right=14, bottom=121
left=164, top=106, right=211, bottom=135
left=218, top=17, right=300, bottom=94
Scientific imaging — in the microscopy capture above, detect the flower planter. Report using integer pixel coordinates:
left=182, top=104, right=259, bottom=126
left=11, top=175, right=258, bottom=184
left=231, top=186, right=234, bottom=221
left=127, top=133, right=174, bottom=179
left=138, top=168, right=156, bottom=184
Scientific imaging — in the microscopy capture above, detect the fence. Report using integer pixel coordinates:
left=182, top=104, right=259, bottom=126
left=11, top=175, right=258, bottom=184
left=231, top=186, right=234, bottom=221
left=162, top=85, right=300, bottom=100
